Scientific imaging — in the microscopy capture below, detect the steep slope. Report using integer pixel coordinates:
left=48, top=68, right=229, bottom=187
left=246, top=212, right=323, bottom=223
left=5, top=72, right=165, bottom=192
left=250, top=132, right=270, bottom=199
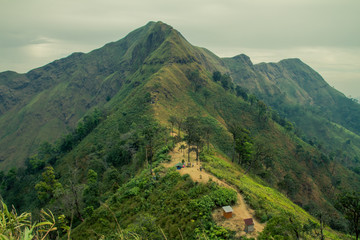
left=225, top=55, right=360, bottom=167
left=0, top=21, right=194, bottom=169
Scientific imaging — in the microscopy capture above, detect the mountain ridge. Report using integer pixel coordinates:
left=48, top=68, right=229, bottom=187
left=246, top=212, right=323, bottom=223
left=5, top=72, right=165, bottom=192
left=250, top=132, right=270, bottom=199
left=0, top=21, right=359, bottom=239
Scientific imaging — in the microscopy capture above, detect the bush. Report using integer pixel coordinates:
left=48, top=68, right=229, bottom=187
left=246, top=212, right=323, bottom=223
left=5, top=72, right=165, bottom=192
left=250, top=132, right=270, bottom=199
left=209, top=188, right=237, bottom=206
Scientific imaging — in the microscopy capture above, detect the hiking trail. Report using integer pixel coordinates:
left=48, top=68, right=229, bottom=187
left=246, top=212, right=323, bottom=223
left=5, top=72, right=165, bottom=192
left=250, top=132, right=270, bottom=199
left=162, top=141, right=265, bottom=238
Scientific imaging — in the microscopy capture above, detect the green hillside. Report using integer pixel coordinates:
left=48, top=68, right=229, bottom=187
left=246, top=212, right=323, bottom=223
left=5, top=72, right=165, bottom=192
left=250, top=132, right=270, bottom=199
left=0, top=21, right=359, bottom=239
left=224, top=55, right=360, bottom=170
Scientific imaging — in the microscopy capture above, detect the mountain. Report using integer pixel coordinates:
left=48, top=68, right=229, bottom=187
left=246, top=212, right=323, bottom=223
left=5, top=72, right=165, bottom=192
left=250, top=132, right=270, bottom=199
left=0, top=22, right=211, bottom=169
left=225, top=55, right=360, bottom=168
left=0, top=21, right=359, bottom=239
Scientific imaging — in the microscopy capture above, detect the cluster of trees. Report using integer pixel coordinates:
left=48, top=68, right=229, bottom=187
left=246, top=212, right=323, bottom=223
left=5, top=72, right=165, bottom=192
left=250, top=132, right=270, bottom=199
left=0, top=108, right=172, bottom=235
left=24, top=109, right=103, bottom=172
left=72, top=169, right=237, bottom=239
left=212, top=71, right=233, bottom=91
left=169, top=114, right=276, bottom=181
left=59, top=109, right=103, bottom=153
left=336, top=191, right=360, bottom=240
left=227, top=122, right=275, bottom=177
left=168, top=116, right=214, bottom=163
left=186, top=69, right=206, bottom=92
left=259, top=214, right=325, bottom=240
left=258, top=190, right=360, bottom=240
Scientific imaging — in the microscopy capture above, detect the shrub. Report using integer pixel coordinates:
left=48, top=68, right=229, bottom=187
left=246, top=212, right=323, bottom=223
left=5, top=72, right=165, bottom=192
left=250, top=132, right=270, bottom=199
left=209, top=188, right=237, bottom=206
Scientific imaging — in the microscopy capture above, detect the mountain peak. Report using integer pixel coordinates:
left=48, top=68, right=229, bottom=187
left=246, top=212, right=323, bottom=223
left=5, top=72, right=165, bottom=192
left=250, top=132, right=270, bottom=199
left=278, top=58, right=304, bottom=65
left=232, top=54, right=253, bottom=66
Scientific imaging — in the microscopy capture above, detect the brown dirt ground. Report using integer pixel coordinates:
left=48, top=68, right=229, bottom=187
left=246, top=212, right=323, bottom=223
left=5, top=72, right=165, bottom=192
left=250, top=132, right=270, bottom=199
left=162, top=141, right=265, bottom=238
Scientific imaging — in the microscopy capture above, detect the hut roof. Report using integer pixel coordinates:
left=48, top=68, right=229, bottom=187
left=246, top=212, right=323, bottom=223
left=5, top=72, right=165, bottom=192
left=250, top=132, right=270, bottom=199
left=244, top=218, right=254, bottom=226
left=222, top=206, right=233, bottom=213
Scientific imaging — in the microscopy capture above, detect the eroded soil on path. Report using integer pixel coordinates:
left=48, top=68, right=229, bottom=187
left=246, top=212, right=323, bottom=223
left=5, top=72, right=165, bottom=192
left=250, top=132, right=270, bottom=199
left=162, top=142, right=264, bottom=238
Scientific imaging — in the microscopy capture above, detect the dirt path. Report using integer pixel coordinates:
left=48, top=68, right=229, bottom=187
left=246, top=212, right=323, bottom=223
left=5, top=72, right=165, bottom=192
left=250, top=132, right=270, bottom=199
left=162, top=142, right=264, bottom=238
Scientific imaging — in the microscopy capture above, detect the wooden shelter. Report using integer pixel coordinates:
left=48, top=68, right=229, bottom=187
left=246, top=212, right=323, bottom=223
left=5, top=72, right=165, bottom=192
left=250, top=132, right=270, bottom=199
left=222, top=206, right=233, bottom=219
left=244, top=218, right=254, bottom=233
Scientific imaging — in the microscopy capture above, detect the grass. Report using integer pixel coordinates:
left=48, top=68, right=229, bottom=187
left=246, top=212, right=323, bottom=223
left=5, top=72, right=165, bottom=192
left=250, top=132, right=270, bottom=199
left=201, top=151, right=350, bottom=239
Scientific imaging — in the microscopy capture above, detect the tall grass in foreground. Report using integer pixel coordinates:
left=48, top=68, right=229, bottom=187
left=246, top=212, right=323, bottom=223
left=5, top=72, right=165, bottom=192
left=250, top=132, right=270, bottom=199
left=0, top=201, right=57, bottom=240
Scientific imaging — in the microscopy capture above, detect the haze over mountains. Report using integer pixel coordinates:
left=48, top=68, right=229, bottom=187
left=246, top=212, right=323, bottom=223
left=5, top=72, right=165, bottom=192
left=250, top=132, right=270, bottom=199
left=1, top=21, right=360, bottom=239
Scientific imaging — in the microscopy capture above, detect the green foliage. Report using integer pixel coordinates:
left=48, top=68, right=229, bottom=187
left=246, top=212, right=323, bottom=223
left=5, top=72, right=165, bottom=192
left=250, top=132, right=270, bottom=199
left=230, top=126, right=254, bottom=166
left=209, top=187, right=237, bottom=206
left=72, top=169, right=235, bottom=239
left=336, top=191, right=360, bottom=239
left=258, top=214, right=303, bottom=239
left=106, top=146, right=132, bottom=167
left=83, top=169, right=100, bottom=210
left=25, top=155, right=45, bottom=174
left=278, top=174, right=299, bottom=198
left=183, top=117, right=204, bottom=162
left=212, top=71, right=222, bottom=82
left=59, top=109, right=103, bottom=154
left=221, top=73, right=233, bottom=91
left=212, top=71, right=234, bottom=91
left=35, top=166, right=63, bottom=203
left=0, top=201, right=58, bottom=240
left=186, top=69, right=205, bottom=92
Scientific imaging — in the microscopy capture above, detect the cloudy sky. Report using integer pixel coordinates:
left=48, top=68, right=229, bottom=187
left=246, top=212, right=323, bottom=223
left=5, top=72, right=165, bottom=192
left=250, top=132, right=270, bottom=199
left=1, top=0, right=359, bottom=97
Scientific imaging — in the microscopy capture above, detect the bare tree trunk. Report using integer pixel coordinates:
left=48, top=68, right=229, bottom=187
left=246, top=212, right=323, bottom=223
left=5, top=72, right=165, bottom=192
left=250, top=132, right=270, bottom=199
left=145, top=147, right=148, bottom=167
left=196, top=145, right=199, bottom=162
left=188, top=145, right=191, bottom=162
left=70, top=181, right=84, bottom=222
left=232, top=141, right=235, bottom=162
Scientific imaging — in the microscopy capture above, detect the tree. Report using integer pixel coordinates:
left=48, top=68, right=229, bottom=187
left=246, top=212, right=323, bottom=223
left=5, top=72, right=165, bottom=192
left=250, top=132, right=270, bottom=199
left=168, top=115, right=177, bottom=135
left=35, top=166, right=63, bottom=203
left=284, top=121, right=294, bottom=132
left=229, top=126, right=253, bottom=166
left=183, top=117, right=203, bottom=162
left=220, top=74, right=233, bottom=91
left=175, top=117, right=183, bottom=139
left=186, top=69, right=204, bottom=92
left=227, top=122, right=239, bottom=163
left=257, top=100, right=267, bottom=122
left=235, top=86, right=248, bottom=100
left=253, top=140, right=274, bottom=173
left=249, top=94, right=258, bottom=106
left=212, top=71, right=222, bottom=82
left=259, top=214, right=303, bottom=239
left=202, top=88, right=211, bottom=106
left=337, top=191, right=360, bottom=240
left=142, top=122, right=160, bottom=174
left=235, top=133, right=253, bottom=166
left=83, top=169, right=99, bottom=217
left=200, top=117, right=213, bottom=150
left=278, top=174, right=299, bottom=198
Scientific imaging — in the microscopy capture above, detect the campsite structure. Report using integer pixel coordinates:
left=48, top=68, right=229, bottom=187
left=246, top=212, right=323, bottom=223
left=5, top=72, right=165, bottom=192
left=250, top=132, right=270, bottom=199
left=244, top=218, right=254, bottom=233
left=222, top=206, right=233, bottom=219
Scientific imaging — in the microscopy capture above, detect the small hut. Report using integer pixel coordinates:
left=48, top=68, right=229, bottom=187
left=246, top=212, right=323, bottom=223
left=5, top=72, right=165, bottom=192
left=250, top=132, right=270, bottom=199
left=222, top=206, right=233, bottom=219
left=244, top=218, right=254, bottom=233
left=175, top=163, right=183, bottom=170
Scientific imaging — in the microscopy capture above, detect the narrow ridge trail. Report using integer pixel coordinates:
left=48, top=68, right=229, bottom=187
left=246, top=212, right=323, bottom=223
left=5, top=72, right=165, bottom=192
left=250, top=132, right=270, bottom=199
left=162, top=141, right=264, bottom=238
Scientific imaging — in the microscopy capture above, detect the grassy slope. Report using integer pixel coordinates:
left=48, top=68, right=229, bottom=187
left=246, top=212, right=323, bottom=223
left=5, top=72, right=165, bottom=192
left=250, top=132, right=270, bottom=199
left=0, top=21, right=172, bottom=170
left=224, top=55, right=360, bottom=167
left=138, top=23, right=360, bottom=215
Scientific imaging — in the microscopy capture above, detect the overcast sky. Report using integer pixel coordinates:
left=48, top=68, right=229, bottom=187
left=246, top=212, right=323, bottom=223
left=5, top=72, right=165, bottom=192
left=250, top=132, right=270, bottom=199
left=1, top=0, right=359, bottom=97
